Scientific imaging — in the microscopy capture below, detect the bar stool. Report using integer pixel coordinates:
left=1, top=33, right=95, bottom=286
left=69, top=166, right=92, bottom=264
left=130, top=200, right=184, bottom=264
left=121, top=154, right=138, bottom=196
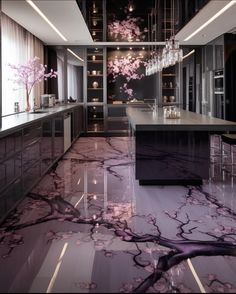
left=221, top=134, right=236, bottom=175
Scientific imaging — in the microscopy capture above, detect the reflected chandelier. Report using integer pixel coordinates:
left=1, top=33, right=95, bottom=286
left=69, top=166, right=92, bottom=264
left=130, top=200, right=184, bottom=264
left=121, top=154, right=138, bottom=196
left=146, top=0, right=183, bottom=76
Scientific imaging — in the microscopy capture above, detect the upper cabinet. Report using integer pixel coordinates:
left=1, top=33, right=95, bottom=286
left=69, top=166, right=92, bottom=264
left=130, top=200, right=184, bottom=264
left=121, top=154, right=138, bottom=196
left=86, top=0, right=104, bottom=42
left=161, top=65, right=180, bottom=106
left=87, top=47, right=104, bottom=103
left=204, top=35, right=224, bottom=72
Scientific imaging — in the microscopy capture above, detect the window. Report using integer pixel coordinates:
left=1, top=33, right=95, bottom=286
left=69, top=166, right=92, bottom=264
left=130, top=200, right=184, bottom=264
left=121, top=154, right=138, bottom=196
left=1, top=13, right=44, bottom=116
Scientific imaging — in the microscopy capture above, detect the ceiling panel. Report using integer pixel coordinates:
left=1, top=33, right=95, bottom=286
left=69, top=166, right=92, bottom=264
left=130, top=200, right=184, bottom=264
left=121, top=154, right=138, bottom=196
left=2, top=0, right=93, bottom=45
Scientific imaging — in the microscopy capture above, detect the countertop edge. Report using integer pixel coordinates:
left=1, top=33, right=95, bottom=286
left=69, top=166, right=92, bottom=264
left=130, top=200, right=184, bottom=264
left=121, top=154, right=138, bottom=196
left=0, top=103, right=84, bottom=137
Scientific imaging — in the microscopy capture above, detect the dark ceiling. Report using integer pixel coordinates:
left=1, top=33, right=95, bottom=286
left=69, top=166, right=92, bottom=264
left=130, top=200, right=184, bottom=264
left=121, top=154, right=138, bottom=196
left=77, top=0, right=210, bottom=42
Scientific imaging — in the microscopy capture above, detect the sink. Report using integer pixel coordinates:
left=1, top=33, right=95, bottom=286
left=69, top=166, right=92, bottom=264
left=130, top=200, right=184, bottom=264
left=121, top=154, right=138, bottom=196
left=141, top=109, right=153, bottom=112
left=29, top=110, right=49, bottom=114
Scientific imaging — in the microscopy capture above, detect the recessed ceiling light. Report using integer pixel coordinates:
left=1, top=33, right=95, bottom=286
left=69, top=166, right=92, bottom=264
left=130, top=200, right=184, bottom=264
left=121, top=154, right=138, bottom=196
left=184, top=0, right=236, bottom=41
left=26, top=0, right=67, bottom=42
left=67, top=48, right=84, bottom=62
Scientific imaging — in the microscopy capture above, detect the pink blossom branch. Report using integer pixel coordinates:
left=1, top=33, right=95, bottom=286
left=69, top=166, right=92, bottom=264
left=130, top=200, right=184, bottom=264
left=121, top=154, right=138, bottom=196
left=8, top=56, right=57, bottom=98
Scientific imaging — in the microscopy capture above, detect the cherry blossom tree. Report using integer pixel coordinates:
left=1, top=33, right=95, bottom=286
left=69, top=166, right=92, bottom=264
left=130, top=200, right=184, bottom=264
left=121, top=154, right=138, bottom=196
left=107, top=55, right=145, bottom=100
left=8, top=56, right=57, bottom=111
left=108, top=16, right=147, bottom=42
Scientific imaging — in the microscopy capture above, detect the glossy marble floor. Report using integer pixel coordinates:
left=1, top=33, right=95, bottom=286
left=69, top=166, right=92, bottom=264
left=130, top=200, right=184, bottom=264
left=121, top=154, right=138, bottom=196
left=0, top=137, right=236, bottom=293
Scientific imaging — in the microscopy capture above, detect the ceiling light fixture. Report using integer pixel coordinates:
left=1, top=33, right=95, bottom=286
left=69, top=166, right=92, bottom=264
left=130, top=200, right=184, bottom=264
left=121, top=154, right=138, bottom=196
left=184, top=0, right=236, bottom=41
left=26, top=0, right=67, bottom=42
left=67, top=48, right=84, bottom=62
left=128, top=0, right=135, bottom=12
left=183, top=49, right=195, bottom=59
left=145, top=0, right=183, bottom=76
left=93, top=2, right=98, bottom=13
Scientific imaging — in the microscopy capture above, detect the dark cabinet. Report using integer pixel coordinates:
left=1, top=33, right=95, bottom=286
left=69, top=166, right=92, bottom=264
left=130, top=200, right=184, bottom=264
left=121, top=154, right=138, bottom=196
left=0, top=152, right=21, bottom=189
left=22, top=123, right=41, bottom=193
left=87, top=105, right=104, bottom=132
left=0, top=105, right=83, bottom=224
left=225, top=34, right=236, bottom=122
left=0, top=130, right=23, bottom=223
left=202, top=35, right=225, bottom=119
left=0, top=178, right=22, bottom=218
left=41, top=119, right=53, bottom=173
left=53, top=115, right=64, bottom=160
left=86, top=47, right=104, bottom=133
left=203, top=34, right=236, bottom=121
left=72, top=106, right=84, bottom=141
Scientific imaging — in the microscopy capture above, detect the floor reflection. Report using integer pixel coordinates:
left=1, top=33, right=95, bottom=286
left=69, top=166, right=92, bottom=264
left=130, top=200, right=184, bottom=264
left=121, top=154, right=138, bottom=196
left=0, top=137, right=236, bottom=293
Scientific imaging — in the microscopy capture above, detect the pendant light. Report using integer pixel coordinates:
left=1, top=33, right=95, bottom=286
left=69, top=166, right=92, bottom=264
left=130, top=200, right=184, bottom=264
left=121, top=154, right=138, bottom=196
left=161, top=0, right=183, bottom=68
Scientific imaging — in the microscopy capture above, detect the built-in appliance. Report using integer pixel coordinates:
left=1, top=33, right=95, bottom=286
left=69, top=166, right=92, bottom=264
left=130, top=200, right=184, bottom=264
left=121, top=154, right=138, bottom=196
left=40, top=94, right=55, bottom=108
left=213, top=69, right=225, bottom=119
left=214, top=70, right=224, bottom=94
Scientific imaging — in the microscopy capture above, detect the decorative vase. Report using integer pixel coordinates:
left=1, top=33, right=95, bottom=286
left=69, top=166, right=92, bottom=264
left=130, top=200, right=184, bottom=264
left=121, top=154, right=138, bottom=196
left=25, top=93, right=31, bottom=112
left=92, top=81, right=99, bottom=88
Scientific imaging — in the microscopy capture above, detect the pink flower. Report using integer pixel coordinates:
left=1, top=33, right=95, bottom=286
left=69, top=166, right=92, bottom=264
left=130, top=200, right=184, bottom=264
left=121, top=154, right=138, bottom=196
left=108, top=17, right=146, bottom=42
left=8, top=56, right=57, bottom=98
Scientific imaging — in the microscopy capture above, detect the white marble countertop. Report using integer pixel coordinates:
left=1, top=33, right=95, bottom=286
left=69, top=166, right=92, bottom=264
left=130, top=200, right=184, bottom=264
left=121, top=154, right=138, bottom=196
left=126, top=107, right=236, bottom=131
left=0, top=103, right=83, bottom=136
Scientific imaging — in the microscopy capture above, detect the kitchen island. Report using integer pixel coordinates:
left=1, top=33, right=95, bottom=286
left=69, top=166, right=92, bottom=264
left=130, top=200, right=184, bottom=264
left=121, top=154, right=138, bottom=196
left=126, top=107, right=236, bottom=185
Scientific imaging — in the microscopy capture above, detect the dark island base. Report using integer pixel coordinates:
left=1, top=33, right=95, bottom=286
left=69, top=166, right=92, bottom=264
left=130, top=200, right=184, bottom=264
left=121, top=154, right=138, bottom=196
left=135, top=130, right=210, bottom=185
left=139, top=179, right=203, bottom=186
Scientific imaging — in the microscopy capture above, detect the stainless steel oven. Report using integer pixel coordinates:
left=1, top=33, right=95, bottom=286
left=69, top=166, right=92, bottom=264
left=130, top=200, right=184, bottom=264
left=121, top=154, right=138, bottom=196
left=213, top=70, right=225, bottom=119
left=214, top=69, right=224, bottom=94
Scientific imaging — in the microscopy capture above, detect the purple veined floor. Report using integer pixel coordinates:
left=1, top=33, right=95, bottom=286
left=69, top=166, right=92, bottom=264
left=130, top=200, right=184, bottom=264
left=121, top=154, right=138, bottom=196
left=0, top=136, right=236, bottom=293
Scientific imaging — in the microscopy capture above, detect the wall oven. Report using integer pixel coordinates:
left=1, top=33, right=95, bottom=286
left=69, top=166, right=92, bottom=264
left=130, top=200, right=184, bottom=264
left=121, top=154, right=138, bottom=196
left=214, top=69, right=224, bottom=94
left=213, top=69, right=225, bottom=119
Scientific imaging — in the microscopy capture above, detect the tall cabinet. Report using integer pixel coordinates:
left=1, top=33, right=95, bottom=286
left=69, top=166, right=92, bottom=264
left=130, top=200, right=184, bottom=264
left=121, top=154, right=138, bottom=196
left=202, top=33, right=236, bottom=121
left=86, top=47, right=106, bottom=133
left=159, top=63, right=181, bottom=107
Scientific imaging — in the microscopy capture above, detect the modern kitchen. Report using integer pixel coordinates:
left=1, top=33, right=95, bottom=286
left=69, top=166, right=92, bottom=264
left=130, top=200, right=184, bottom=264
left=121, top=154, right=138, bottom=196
left=0, top=0, right=236, bottom=293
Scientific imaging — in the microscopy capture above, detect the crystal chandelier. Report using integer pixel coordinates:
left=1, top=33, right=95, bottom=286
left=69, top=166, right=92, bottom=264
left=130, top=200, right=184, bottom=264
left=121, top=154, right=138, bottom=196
left=145, top=0, right=162, bottom=76
left=161, top=0, right=183, bottom=69
left=145, top=0, right=183, bottom=76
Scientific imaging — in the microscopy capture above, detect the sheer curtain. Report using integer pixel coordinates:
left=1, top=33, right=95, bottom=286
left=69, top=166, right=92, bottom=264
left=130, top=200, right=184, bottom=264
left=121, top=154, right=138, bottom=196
left=2, top=13, right=44, bottom=115
left=67, top=63, right=79, bottom=100
left=57, top=55, right=64, bottom=101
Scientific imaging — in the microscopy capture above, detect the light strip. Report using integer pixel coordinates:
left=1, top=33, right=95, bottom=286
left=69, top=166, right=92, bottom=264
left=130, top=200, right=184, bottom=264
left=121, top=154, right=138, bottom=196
left=26, top=0, right=68, bottom=42
left=74, top=193, right=85, bottom=208
left=67, top=48, right=84, bottom=62
left=46, top=242, right=69, bottom=293
left=184, top=0, right=236, bottom=41
left=183, top=49, right=195, bottom=60
left=187, top=258, right=206, bottom=293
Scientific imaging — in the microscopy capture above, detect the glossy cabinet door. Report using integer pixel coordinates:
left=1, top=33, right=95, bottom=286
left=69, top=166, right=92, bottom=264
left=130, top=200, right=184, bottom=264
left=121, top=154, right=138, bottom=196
left=53, top=115, right=64, bottom=160
left=0, top=106, right=83, bottom=224
left=22, top=123, right=41, bottom=193
left=87, top=47, right=104, bottom=132
left=161, top=65, right=180, bottom=106
left=0, top=130, right=23, bottom=223
left=41, top=119, right=53, bottom=174
left=72, top=106, right=84, bottom=141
